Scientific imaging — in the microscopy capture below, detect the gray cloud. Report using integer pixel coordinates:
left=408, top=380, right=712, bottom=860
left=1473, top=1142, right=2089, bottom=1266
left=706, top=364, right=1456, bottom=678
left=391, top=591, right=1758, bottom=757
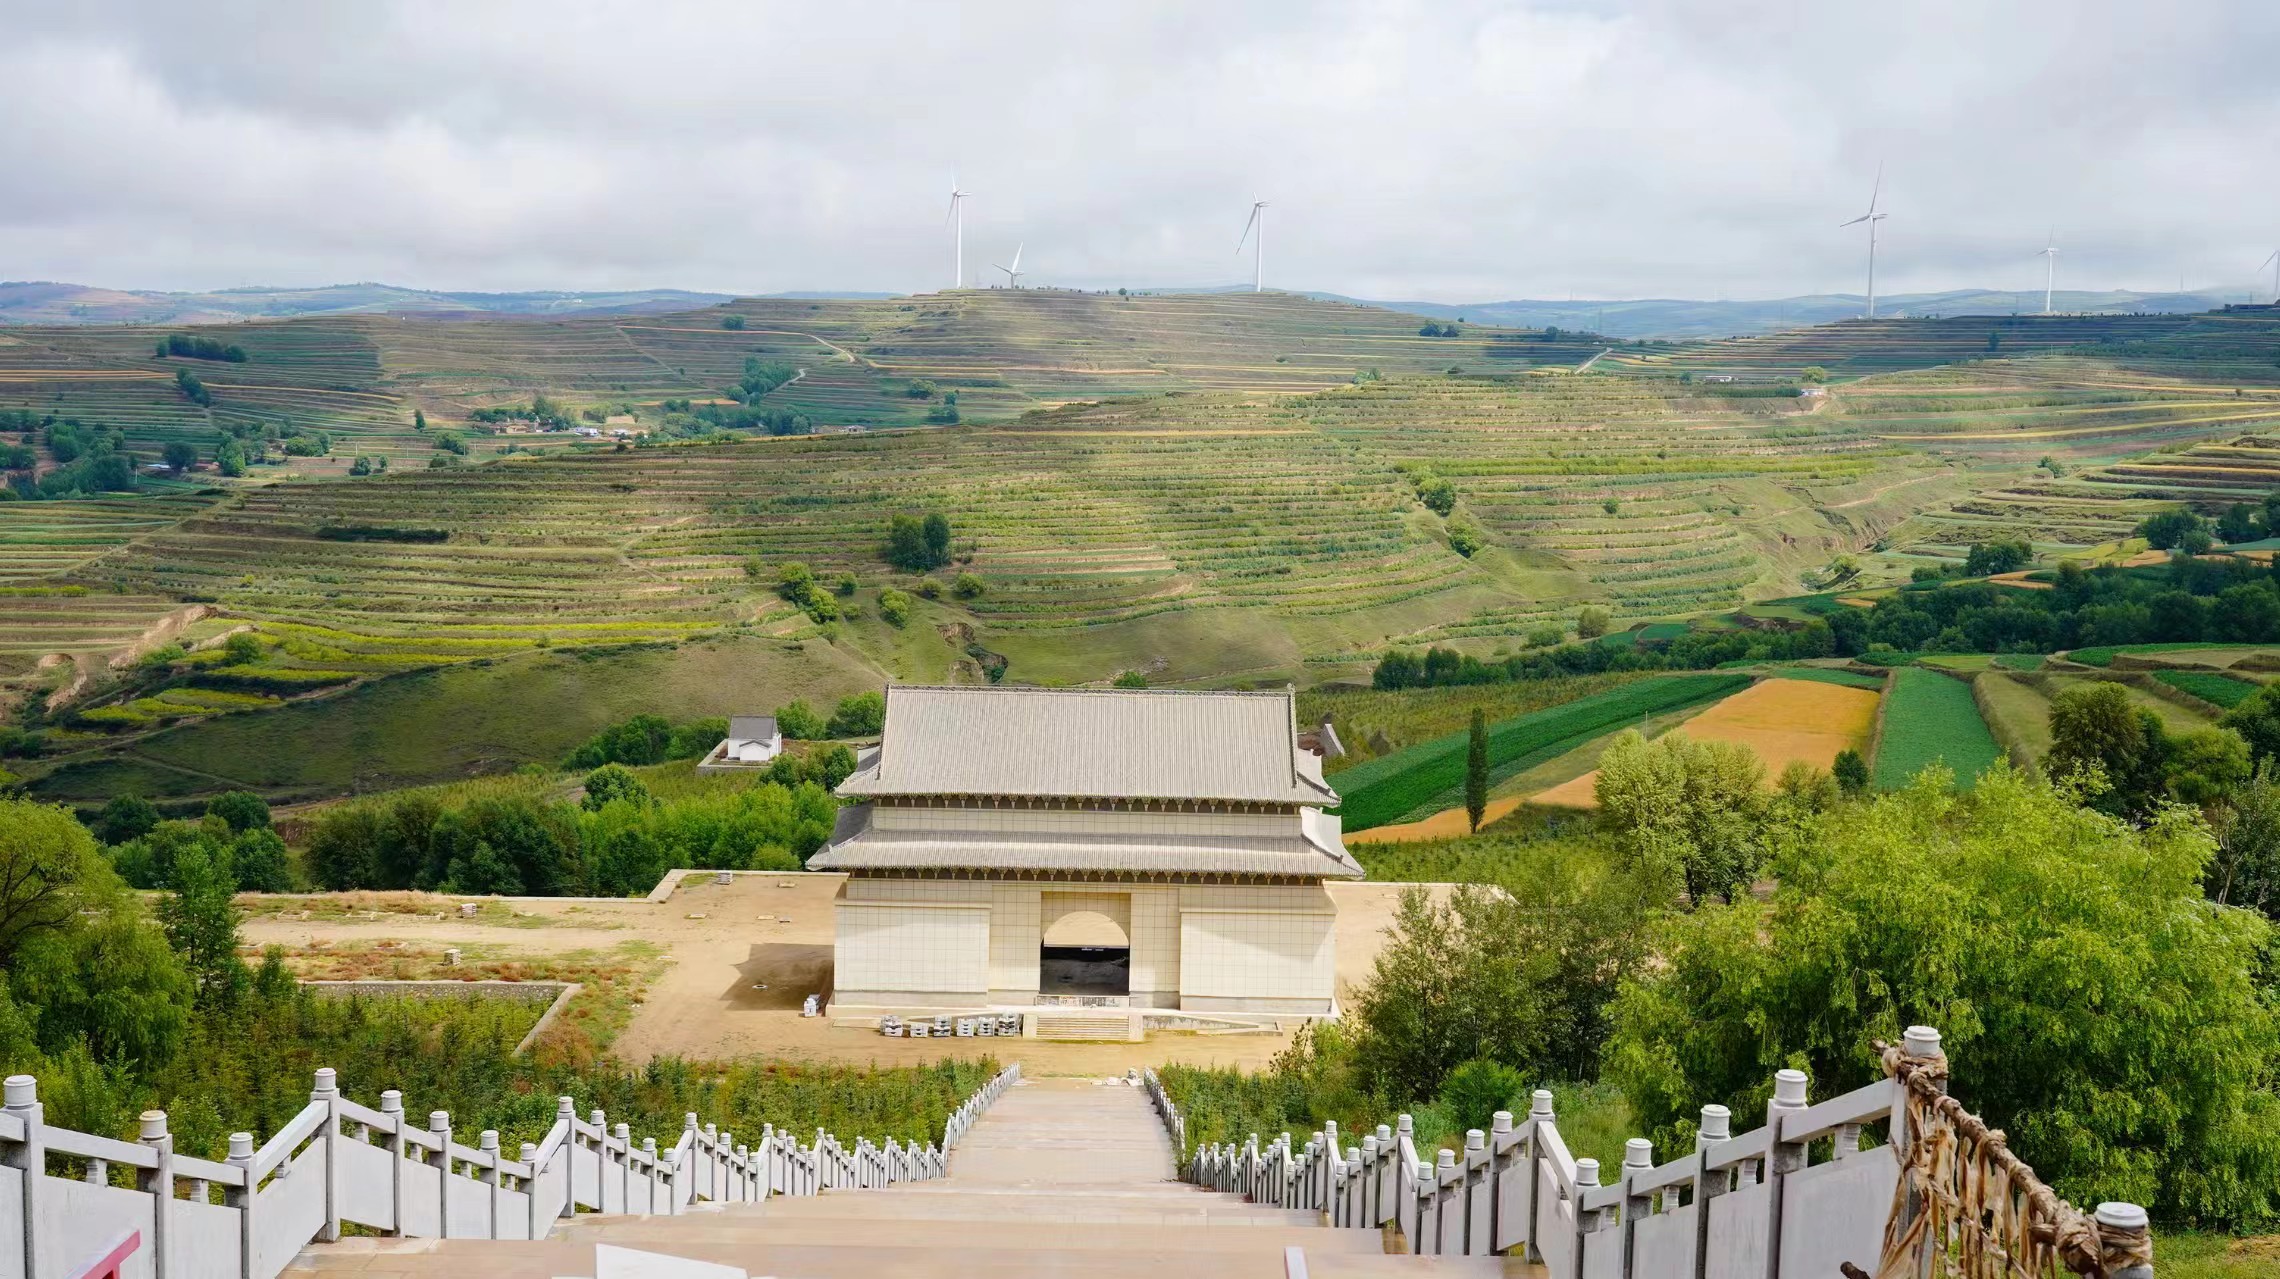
left=3, top=0, right=2277, bottom=301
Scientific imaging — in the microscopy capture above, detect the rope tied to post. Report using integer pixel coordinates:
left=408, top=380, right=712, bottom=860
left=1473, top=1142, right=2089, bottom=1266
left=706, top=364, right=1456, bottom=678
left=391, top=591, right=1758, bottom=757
left=1874, top=1041, right=2152, bottom=1279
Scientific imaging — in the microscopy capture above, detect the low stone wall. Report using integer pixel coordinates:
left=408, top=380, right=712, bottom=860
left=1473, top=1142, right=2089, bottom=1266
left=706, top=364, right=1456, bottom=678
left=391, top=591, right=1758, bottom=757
left=299, top=978, right=580, bottom=1055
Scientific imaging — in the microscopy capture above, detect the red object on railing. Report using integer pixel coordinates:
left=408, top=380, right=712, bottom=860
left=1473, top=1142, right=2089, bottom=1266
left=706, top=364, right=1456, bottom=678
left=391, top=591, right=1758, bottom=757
left=69, top=1229, right=140, bottom=1279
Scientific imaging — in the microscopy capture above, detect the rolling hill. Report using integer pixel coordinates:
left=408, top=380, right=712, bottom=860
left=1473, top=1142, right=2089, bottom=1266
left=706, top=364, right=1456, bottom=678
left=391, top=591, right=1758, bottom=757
left=8, top=293, right=2280, bottom=803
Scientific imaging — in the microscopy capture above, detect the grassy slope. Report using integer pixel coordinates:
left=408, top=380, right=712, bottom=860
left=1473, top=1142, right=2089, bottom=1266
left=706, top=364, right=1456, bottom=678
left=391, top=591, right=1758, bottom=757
left=1872, top=667, right=2004, bottom=790
left=28, top=635, right=881, bottom=803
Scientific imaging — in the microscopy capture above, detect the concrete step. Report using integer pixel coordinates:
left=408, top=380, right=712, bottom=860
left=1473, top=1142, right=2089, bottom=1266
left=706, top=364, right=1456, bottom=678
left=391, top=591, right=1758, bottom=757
left=289, top=1234, right=1363, bottom=1278
left=741, top=1191, right=1324, bottom=1226
left=541, top=1214, right=1388, bottom=1255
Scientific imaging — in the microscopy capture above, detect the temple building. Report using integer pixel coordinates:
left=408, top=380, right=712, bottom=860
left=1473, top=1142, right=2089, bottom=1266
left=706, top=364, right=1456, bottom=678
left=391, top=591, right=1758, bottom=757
left=809, top=684, right=1361, bottom=1035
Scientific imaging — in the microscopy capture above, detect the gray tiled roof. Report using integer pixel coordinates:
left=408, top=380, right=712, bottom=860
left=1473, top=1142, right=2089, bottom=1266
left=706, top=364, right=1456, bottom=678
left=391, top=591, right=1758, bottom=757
left=835, top=685, right=1339, bottom=806
left=728, top=715, right=777, bottom=742
left=809, top=803, right=1364, bottom=879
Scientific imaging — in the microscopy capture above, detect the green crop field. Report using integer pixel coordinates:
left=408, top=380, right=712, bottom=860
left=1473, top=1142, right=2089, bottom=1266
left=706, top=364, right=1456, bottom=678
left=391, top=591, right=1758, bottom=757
left=1332, top=673, right=1750, bottom=830
left=1872, top=667, right=2004, bottom=790
left=2153, top=669, right=2261, bottom=708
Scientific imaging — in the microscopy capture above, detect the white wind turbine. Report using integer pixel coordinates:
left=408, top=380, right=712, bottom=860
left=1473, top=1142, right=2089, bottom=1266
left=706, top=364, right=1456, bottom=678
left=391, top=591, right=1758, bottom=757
left=945, top=181, right=972, bottom=289
left=2039, top=230, right=2060, bottom=315
left=1236, top=200, right=1268, bottom=293
left=2262, top=250, right=2280, bottom=304
left=1839, top=166, right=1890, bottom=318
left=993, top=243, right=1025, bottom=289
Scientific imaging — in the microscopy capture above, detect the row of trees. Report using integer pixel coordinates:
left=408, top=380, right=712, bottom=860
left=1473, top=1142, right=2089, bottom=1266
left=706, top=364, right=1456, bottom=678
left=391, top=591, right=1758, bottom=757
left=304, top=767, right=840, bottom=898
left=1373, top=556, right=2280, bottom=691
left=885, top=512, right=954, bottom=571
left=156, top=334, right=248, bottom=363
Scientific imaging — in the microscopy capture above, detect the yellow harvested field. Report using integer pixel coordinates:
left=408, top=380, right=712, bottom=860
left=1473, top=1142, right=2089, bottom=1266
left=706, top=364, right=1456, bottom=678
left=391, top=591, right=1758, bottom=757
left=1347, top=795, right=1530, bottom=845
left=1529, top=678, right=1879, bottom=809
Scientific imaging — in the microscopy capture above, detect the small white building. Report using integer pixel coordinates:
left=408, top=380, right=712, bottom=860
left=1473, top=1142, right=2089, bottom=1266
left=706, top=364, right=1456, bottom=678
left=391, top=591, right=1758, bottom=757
left=695, top=715, right=783, bottom=772
left=808, top=685, right=1361, bottom=1034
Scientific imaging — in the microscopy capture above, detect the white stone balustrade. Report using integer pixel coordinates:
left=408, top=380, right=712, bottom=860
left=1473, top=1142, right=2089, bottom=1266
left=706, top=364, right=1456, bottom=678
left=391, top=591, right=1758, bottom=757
left=1147, top=1027, right=2150, bottom=1279
left=0, top=1061, right=1020, bottom=1279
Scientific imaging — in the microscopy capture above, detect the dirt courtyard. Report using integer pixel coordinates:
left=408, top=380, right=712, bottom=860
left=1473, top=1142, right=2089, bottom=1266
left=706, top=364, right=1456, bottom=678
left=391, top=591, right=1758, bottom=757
left=240, top=874, right=1435, bottom=1077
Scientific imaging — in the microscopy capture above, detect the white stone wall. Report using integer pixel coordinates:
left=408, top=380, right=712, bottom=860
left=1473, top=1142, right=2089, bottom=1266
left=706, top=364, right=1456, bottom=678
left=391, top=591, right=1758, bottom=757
left=832, top=877, right=1336, bottom=1014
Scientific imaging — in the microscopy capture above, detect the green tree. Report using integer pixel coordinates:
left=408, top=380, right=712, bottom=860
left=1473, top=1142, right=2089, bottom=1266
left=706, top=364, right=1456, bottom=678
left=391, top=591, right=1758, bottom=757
left=1593, top=731, right=1769, bottom=903
left=1606, top=767, right=2280, bottom=1227
left=1464, top=709, right=1489, bottom=832
left=581, top=763, right=652, bottom=812
left=2137, top=508, right=2213, bottom=554
left=221, top=631, right=262, bottom=664
left=1447, top=517, right=1484, bottom=558
left=158, top=844, right=246, bottom=1009
left=1963, top=537, right=2031, bottom=576
left=205, top=790, right=271, bottom=833
left=2218, top=503, right=2262, bottom=545
left=1832, top=747, right=1870, bottom=795
left=885, top=514, right=929, bottom=570
left=922, top=513, right=953, bottom=567
left=1800, top=365, right=1828, bottom=384
left=1415, top=472, right=1457, bottom=515
left=827, top=691, right=886, bottom=738
left=878, top=588, right=912, bottom=627
left=0, top=800, right=103, bottom=967
left=162, top=440, right=198, bottom=473
left=2047, top=682, right=2153, bottom=800
left=2224, top=683, right=2280, bottom=765
left=214, top=438, right=246, bottom=477
left=775, top=700, right=825, bottom=741
left=94, top=794, right=159, bottom=845
left=720, top=314, right=746, bottom=330
left=1575, top=606, right=1612, bottom=639
left=227, top=828, right=294, bottom=893
left=953, top=572, right=985, bottom=599
left=2210, top=759, right=2280, bottom=916
left=413, top=409, right=427, bottom=431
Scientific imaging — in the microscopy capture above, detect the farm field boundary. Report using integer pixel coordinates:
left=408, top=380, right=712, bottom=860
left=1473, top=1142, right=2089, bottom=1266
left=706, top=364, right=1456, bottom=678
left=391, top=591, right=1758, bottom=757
left=1331, top=672, right=1749, bottom=831
left=1871, top=666, right=2003, bottom=790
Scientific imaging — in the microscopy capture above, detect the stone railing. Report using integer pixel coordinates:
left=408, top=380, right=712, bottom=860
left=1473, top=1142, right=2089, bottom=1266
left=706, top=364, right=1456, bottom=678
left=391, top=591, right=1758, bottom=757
left=0, top=1060, right=1020, bottom=1279
left=1149, top=1028, right=2152, bottom=1278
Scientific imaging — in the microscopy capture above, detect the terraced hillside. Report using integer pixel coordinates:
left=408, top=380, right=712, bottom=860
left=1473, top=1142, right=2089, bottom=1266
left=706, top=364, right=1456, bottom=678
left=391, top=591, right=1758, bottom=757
left=67, top=374, right=1944, bottom=689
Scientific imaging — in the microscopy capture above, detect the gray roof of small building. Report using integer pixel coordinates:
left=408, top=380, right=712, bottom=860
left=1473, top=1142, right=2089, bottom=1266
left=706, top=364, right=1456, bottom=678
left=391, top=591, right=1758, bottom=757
left=728, top=715, right=777, bottom=741
left=834, top=685, right=1339, bottom=806
left=809, top=803, right=1364, bottom=879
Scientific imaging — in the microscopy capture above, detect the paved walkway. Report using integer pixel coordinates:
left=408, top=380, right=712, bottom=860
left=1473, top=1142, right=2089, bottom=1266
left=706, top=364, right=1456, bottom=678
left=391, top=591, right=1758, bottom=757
left=947, top=1076, right=1179, bottom=1186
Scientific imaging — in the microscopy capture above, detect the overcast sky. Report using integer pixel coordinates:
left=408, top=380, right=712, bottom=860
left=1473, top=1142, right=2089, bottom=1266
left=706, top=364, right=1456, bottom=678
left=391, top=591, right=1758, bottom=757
left=5, top=0, right=2278, bottom=303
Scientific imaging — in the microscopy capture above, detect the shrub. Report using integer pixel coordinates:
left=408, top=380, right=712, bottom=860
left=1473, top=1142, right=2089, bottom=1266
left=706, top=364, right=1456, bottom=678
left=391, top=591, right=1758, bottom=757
left=1576, top=606, right=1611, bottom=639
left=826, top=692, right=886, bottom=738
left=720, top=315, right=746, bottom=330
left=1113, top=671, right=1148, bottom=689
left=952, top=572, right=985, bottom=599
left=775, top=700, right=825, bottom=741
left=204, top=791, right=271, bottom=834
left=878, top=588, right=912, bottom=628
left=581, top=764, right=652, bottom=812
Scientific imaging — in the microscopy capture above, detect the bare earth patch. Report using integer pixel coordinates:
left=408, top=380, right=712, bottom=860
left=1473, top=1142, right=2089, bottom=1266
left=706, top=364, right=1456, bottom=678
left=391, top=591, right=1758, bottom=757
left=237, top=876, right=1432, bottom=1076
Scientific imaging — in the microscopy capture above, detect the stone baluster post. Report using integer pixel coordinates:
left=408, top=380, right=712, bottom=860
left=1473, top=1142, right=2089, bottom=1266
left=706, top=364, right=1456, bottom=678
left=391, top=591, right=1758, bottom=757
left=1620, top=1138, right=1654, bottom=1277
left=1464, top=1128, right=1489, bottom=1255
left=521, top=1142, right=542, bottom=1239
left=1689, top=1104, right=1732, bottom=1279
left=138, top=1110, right=174, bottom=1279
left=2096, top=1203, right=2154, bottom=1279
left=311, top=1068, right=342, bottom=1243
left=429, top=1111, right=453, bottom=1239
left=553, top=1096, right=577, bottom=1219
left=704, top=1123, right=720, bottom=1198
left=1488, top=1110, right=1514, bottom=1253
left=477, top=1131, right=502, bottom=1237
left=2, top=1077, right=41, bottom=1279
left=1761, top=1069, right=1810, bottom=1279
left=1523, top=1089, right=1555, bottom=1264
left=614, top=1122, right=632, bottom=1210
left=1573, top=1157, right=1603, bottom=1279
left=225, top=1131, right=257, bottom=1279
left=380, top=1090, right=407, bottom=1235
left=1374, top=1124, right=1394, bottom=1226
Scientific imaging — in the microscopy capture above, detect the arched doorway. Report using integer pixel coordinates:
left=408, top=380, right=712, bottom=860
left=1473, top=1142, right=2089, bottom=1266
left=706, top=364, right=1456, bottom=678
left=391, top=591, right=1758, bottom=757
left=1040, top=894, right=1131, bottom=998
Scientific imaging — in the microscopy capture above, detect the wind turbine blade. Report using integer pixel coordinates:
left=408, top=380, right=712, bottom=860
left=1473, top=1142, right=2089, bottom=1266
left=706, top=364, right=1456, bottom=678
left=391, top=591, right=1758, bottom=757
left=1868, top=161, right=1883, bottom=214
left=1012, top=242, right=1023, bottom=272
left=2263, top=250, right=2280, bottom=270
left=1840, top=214, right=1869, bottom=227
left=1237, top=204, right=1261, bottom=253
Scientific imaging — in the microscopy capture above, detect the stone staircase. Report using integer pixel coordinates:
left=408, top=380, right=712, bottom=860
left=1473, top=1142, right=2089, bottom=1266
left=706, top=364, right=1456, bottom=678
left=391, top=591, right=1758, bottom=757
left=286, top=1078, right=1527, bottom=1278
